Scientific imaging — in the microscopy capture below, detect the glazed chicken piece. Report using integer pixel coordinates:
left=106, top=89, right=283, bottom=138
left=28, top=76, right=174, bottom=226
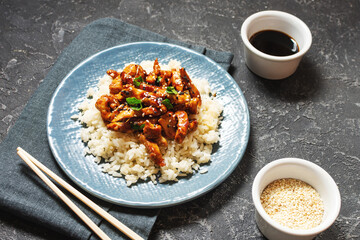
left=120, top=64, right=146, bottom=85
left=180, top=68, right=201, bottom=105
left=143, top=120, right=168, bottom=147
left=158, top=112, right=177, bottom=140
left=121, top=85, right=165, bottom=109
left=107, top=69, right=123, bottom=95
left=110, top=104, right=136, bottom=122
left=131, top=117, right=158, bottom=126
left=140, top=106, right=161, bottom=117
left=158, top=111, right=197, bottom=143
left=145, top=59, right=160, bottom=84
left=170, top=69, right=184, bottom=92
left=143, top=120, right=162, bottom=139
left=187, top=97, right=201, bottom=114
left=153, top=58, right=161, bottom=75
left=160, top=70, right=172, bottom=80
left=139, top=134, right=165, bottom=166
left=95, top=95, right=120, bottom=122
left=95, top=59, right=202, bottom=166
left=107, top=69, right=119, bottom=79
left=188, top=119, right=198, bottom=133
left=174, top=111, right=189, bottom=144
left=109, top=76, right=123, bottom=95
left=146, top=59, right=172, bottom=87
left=106, top=121, right=132, bottom=132
left=166, top=90, right=196, bottom=113
left=137, top=82, right=167, bottom=98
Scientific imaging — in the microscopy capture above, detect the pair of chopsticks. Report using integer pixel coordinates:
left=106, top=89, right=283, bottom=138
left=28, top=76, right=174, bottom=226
left=17, top=147, right=143, bottom=240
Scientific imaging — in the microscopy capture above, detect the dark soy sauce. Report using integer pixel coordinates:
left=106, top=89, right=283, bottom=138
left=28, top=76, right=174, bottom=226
left=249, top=30, right=299, bottom=56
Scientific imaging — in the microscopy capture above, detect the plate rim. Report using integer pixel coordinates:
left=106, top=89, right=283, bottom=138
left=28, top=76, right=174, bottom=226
left=47, top=41, right=250, bottom=208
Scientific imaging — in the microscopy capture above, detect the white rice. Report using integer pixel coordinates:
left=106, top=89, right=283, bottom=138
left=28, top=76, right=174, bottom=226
left=77, top=60, right=223, bottom=186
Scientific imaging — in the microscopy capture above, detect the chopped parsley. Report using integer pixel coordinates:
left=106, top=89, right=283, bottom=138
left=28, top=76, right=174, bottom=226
left=133, top=76, right=143, bottom=87
left=155, top=76, right=162, bottom=85
left=166, top=86, right=178, bottom=95
left=126, top=97, right=142, bottom=111
left=131, top=123, right=145, bottom=131
left=162, top=98, right=173, bottom=110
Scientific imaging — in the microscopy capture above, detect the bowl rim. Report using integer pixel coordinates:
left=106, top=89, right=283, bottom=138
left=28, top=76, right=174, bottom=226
left=252, top=157, right=341, bottom=236
left=241, top=10, right=312, bottom=62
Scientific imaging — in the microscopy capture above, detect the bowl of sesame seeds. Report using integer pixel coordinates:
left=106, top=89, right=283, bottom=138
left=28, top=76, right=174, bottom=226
left=252, top=158, right=341, bottom=240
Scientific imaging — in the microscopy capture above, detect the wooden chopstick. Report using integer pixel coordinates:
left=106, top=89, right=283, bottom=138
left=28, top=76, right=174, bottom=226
left=17, top=149, right=111, bottom=240
left=17, top=147, right=144, bottom=240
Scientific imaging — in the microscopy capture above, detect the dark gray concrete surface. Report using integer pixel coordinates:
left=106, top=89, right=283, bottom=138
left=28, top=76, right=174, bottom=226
left=1, top=0, right=359, bottom=239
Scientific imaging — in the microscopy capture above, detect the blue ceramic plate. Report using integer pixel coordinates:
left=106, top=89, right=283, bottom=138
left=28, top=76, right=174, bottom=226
left=47, top=42, right=250, bottom=208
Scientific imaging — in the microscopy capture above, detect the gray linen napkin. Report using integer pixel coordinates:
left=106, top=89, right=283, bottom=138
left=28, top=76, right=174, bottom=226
left=0, top=18, right=233, bottom=240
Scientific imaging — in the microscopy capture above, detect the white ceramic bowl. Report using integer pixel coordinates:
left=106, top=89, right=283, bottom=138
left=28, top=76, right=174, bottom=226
left=241, top=11, right=312, bottom=79
left=252, top=158, right=341, bottom=240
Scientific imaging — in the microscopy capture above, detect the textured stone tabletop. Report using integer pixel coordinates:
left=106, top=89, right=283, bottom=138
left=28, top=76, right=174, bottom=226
left=1, top=0, right=359, bottom=239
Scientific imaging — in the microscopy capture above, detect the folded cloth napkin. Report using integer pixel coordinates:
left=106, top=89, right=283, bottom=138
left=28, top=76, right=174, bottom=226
left=0, top=18, right=233, bottom=240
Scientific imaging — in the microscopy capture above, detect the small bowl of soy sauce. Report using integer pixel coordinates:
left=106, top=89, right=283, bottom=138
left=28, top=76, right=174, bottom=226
left=241, top=11, right=312, bottom=80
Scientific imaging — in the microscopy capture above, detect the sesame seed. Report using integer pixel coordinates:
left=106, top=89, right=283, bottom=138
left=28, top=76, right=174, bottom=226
left=260, top=178, right=324, bottom=230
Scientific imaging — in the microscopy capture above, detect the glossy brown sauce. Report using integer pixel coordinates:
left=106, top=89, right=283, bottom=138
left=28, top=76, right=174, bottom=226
left=249, top=30, right=299, bottom=56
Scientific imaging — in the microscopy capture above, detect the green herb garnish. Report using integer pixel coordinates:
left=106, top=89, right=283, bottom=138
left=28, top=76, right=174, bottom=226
left=131, top=123, right=145, bottom=131
left=155, top=76, right=162, bottom=85
left=166, top=86, right=178, bottom=94
left=162, top=99, right=173, bottom=110
left=133, top=76, right=143, bottom=87
left=126, top=97, right=142, bottom=111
